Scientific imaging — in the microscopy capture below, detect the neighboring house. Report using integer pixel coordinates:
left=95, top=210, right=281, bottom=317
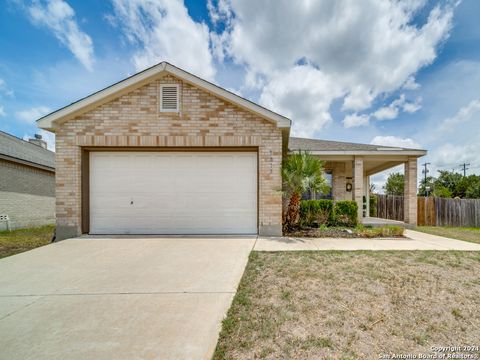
left=0, top=131, right=55, bottom=230
left=37, top=62, right=426, bottom=240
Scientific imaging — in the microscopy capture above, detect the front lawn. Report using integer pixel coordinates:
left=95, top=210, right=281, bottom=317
left=0, top=225, right=54, bottom=259
left=214, top=251, right=480, bottom=359
left=415, top=226, right=480, bottom=244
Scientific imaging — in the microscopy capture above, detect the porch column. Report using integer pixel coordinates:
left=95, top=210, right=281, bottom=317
left=353, top=156, right=364, bottom=223
left=404, top=157, right=418, bottom=225
left=365, top=175, right=370, bottom=217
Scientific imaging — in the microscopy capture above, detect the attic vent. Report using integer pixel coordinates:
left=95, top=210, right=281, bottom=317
left=160, top=84, right=179, bottom=112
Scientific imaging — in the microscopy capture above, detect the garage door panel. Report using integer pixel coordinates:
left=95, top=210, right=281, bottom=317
left=89, top=151, right=257, bottom=234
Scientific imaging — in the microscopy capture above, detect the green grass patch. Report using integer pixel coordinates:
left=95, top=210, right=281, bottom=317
left=0, top=225, right=54, bottom=259
left=355, top=225, right=404, bottom=237
left=416, top=226, right=480, bottom=244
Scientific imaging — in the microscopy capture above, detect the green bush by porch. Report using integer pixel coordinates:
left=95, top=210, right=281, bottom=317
left=299, top=199, right=358, bottom=227
left=299, top=199, right=334, bottom=227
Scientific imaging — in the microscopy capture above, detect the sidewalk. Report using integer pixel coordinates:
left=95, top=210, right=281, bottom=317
left=254, top=229, right=480, bottom=251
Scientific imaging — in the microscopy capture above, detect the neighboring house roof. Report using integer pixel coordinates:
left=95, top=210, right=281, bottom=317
left=36, top=61, right=292, bottom=131
left=289, top=137, right=427, bottom=156
left=0, top=131, right=55, bottom=171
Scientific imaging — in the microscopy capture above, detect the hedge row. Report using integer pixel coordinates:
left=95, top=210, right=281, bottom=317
left=299, top=199, right=358, bottom=227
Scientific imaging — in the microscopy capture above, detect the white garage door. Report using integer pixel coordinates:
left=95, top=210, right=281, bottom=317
left=89, top=151, right=257, bottom=235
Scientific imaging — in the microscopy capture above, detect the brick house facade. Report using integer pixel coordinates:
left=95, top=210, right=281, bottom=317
left=40, top=63, right=289, bottom=239
left=38, top=62, right=425, bottom=240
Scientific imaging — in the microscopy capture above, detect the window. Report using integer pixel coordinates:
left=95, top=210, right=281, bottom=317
left=160, top=84, right=179, bottom=112
left=302, top=171, right=333, bottom=200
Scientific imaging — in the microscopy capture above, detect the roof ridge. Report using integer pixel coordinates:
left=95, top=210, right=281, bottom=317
left=0, top=130, right=54, bottom=154
left=37, top=61, right=291, bottom=131
left=289, top=136, right=423, bottom=151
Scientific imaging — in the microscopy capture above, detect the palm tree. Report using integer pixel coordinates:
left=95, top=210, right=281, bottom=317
left=282, top=151, right=329, bottom=230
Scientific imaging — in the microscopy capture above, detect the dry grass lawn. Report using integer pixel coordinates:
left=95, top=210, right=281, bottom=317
left=214, top=251, right=480, bottom=360
left=416, top=226, right=480, bottom=244
left=0, top=225, right=54, bottom=259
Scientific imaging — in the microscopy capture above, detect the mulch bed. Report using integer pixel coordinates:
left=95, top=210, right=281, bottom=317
left=286, top=227, right=405, bottom=238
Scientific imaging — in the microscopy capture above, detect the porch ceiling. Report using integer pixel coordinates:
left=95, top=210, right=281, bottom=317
left=320, top=155, right=418, bottom=176
left=363, top=159, right=405, bottom=176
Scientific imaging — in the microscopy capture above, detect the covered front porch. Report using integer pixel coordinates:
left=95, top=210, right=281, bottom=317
left=289, top=137, right=428, bottom=226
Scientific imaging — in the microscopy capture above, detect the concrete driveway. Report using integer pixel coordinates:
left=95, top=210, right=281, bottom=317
left=0, top=236, right=255, bottom=360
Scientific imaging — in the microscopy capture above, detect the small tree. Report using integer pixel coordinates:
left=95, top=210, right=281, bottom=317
left=466, top=181, right=480, bottom=198
left=418, top=176, right=435, bottom=196
left=282, top=152, right=328, bottom=230
left=433, top=185, right=453, bottom=198
left=384, top=173, right=404, bottom=196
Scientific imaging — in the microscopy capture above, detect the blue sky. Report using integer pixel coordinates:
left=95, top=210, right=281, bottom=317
left=1, top=0, right=479, bottom=188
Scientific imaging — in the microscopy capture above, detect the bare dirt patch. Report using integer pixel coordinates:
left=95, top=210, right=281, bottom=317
left=214, top=251, right=480, bottom=359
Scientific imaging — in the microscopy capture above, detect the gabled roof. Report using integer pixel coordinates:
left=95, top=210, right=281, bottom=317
left=289, top=137, right=427, bottom=156
left=37, top=62, right=291, bottom=131
left=0, top=131, right=55, bottom=171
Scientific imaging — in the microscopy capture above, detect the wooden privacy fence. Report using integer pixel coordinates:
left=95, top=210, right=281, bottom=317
left=376, top=195, right=480, bottom=227
left=375, top=195, right=404, bottom=221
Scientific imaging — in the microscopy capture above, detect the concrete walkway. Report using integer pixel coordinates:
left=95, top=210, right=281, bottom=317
left=0, top=236, right=255, bottom=360
left=255, top=229, right=480, bottom=251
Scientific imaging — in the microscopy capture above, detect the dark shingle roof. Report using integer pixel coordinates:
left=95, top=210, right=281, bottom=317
left=289, top=137, right=423, bottom=152
left=0, top=131, right=55, bottom=169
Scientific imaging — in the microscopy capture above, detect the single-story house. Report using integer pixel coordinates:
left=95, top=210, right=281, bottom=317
left=0, top=131, right=55, bottom=230
left=37, top=62, right=426, bottom=240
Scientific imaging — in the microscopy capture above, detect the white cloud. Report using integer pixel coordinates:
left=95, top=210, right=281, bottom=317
left=108, top=0, right=215, bottom=80
left=372, top=94, right=422, bottom=121
left=210, top=0, right=455, bottom=136
left=0, top=79, right=14, bottom=97
left=430, top=142, right=476, bottom=169
left=25, top=0, right=94, bottom=71
left=425, top=98, right=480, bottom=174
left=0, top=78, right=11, bottom=118
left=440, top=98, right=480, bottom=131
left=207, top=0, right=231, bottom=26
left=343, top=113, right=371, bottom=128
left=15, top=106, right=51, bottom=124
left=373, top=106, right=399, bottom=120
left=403, top=76, right=421, bottom=90
left=370, top=135, right=421, bottom=149
left=260, top=65, right=343, bottom=136
left=402, top=97, right=422, bottom=113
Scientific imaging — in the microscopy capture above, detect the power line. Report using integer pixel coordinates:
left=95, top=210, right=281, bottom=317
left=459, top=163, right=470, bottom=177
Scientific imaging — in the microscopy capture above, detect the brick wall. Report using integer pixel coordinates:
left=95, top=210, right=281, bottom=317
left=0, top=159, right=55, bottom=229
left=55, top=75, right=283, bottom=239
left=324, top=160, right=354, bottom=201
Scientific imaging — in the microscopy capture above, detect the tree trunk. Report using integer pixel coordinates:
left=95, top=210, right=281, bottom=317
left=285, top=192, right=301, bottom=230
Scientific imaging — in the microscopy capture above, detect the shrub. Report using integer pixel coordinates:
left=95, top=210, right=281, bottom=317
left=299, top=199, right=334, bottom=227
left=333, top=200, right=358, bottom=227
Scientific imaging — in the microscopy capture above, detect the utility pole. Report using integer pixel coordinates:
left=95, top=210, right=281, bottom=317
left=421, top=162, right=431, bottom=196
left=459, top=163, right=470, bottom=177
left=421, top=162, right=430, bottom=184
